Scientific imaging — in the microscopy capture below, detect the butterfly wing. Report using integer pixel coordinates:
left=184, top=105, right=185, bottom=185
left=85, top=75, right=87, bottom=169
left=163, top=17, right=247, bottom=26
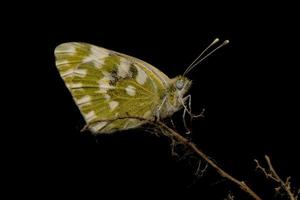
left=54, top=42, right=170, bottom=134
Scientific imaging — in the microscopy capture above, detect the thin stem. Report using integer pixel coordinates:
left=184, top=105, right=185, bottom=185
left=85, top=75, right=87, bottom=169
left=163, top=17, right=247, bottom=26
left=255, top=155, right=298, bottom=200
left=264, top=155, right=296, bottom=200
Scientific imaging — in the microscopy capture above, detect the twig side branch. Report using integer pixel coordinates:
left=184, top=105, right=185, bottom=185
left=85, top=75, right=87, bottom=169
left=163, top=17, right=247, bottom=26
left=255, top=155, right=298, bottom=200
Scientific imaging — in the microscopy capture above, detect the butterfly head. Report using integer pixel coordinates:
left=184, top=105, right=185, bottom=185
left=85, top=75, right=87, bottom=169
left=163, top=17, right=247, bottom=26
left=173, top=75, right=192, bottom=98
left=163, top=75, right=192, bottom=116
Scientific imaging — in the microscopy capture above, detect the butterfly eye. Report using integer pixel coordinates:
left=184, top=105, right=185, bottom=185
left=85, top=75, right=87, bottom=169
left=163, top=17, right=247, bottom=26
left=176, top=80, right=184, bottom=90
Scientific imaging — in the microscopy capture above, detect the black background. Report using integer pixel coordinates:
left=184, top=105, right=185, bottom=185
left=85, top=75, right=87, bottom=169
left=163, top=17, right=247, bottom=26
left=8, top=1, right=299, bottom=199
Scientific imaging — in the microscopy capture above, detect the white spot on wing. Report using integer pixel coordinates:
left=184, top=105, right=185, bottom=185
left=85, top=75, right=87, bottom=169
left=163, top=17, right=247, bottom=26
left=109, top=101, right=119, bottom=111
left=61, top=69, right=74, bottom=77
left=125, top=85, right=136, bottom=96
left=56, top=59, right=72, bottom=66
left=143, top=110, right=152, bottom=118
left=82, top=46, right=109, bottom=66
left=71, top=83, right=83, bottom=88
left=85, top=111, right=97, bottom=122
left=77, top=95, right=91, bottom=104
left=90, top=121, right=108, bottom=133
left=123, top=119, right=137, bottom=129
left=136, top=66, right=147, bottom=85
left=118, top=58, right=130, bottom=78
left=74, top=69, right=87, bottom=77
left=104, top=94, right=111, bottom=100
left=98, top=77, right=115, bottom=91
left=98, top=89, right=108, bottom=94
left=102, top=71, right=114, bottom=80
left=55, top=43, right=76, bottom=54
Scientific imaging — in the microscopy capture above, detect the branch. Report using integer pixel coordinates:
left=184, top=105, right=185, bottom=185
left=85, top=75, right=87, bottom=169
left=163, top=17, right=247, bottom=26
left=255, top=155, right=298, bottom=200
left=87, top=116, right=262, bottom=200
left=157, top=121, right=262, bottom=200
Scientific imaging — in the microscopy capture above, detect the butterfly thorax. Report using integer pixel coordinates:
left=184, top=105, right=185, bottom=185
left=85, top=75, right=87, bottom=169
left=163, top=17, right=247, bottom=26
left=158, top=76, right=192, bottom=118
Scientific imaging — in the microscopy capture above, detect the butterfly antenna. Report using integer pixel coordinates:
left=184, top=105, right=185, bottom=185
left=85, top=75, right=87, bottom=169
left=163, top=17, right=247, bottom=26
left=183, top=38, right=219, bottom=76
left=183, top=39, right=229, bottom=76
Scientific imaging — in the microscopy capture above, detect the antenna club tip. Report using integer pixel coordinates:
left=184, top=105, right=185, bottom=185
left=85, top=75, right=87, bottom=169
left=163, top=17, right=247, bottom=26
left=213, top=38, right=220, bottom=43
left=224, top=40, right=230, bottom=44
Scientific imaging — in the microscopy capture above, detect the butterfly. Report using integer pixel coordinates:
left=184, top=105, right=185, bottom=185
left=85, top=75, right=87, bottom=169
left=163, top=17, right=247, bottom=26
left=54, top=39, right=228, bottom=134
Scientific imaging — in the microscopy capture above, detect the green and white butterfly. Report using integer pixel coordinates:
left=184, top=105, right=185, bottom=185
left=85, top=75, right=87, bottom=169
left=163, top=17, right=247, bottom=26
left=54, top=39, right=228, bottom=134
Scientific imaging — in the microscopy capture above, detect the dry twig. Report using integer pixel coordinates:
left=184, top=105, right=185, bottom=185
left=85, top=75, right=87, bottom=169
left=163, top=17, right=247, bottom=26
left=89, top=116, right=262, bottom=200
left=255, top=155, right=299, bottom=200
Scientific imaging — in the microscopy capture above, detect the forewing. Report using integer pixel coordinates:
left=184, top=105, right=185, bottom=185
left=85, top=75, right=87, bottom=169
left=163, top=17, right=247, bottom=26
left=54, top=42, right=167, bottom=134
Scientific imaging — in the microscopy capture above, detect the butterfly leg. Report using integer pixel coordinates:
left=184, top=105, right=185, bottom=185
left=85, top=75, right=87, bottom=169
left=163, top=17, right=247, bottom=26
left=186, top=95, right=193, bottom=133
left=182, top=95, right=192, bottom=116
left=184, top=94, right=192, bottom=114
left=193, top=108, right=205, bottom=118
left=179, top=96, right=191, bottom=134
left=181, top=95, right=205, bottom=135
left=170, top=118, right=177, bottom=131
left=182, top=106, right=191, bottom=134
left=183, top=95, right=205, bottom=118
left=156, top=96, right=167, bottom=121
